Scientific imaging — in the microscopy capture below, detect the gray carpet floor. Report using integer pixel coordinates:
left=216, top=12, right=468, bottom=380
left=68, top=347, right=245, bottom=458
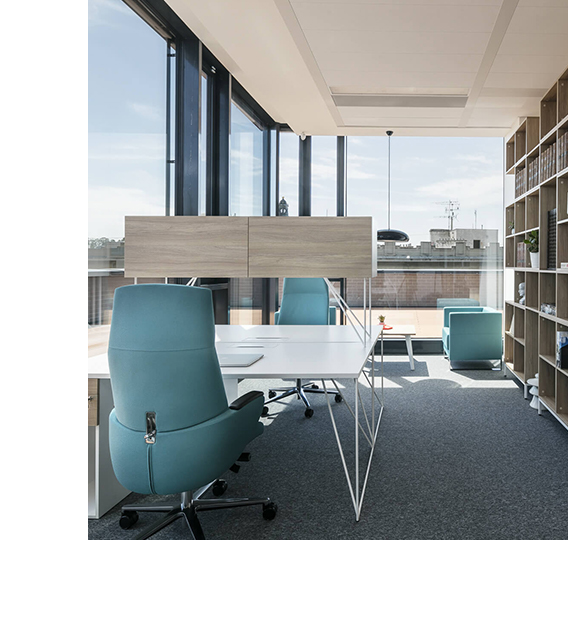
left=88, top=355, right=568, bottom=540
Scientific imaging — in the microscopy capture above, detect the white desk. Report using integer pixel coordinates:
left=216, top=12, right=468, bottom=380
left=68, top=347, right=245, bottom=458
left=88, top=324, right=384, bottom=521
left=380, top=325, right=416, bottom=370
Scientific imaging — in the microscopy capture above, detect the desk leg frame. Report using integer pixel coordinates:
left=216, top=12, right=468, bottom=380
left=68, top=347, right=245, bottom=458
left=322, top=333, right=384, bottom=521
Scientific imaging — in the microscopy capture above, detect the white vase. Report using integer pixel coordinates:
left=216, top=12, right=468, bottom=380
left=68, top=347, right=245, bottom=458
left=530, top=252, right=539, bottom=269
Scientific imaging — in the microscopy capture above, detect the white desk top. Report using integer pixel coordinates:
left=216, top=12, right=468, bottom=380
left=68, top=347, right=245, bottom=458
left=89, top=324, right=382, bottom=381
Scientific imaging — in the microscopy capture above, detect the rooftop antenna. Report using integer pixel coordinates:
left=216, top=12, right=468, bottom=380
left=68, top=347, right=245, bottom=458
left=435, top=200, right=460, bottom=230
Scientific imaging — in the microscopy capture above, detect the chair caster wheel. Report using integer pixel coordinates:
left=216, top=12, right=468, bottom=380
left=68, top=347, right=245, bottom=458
left=119, top=511, right=139, bottom=530
left=212, top=479, right=228, bottom=497
left=268, top=390, right=276, bottom=399
left=304, top=408, right=314, bottom=418
left=262, top=502, right=278, bottom=520
left=261, top=406, right=269, bottom=417
left=335, top=394, right=343, bottom=403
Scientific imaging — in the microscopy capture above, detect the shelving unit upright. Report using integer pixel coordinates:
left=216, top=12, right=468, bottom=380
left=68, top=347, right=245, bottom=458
left=505, top=65, right=568, bottom=430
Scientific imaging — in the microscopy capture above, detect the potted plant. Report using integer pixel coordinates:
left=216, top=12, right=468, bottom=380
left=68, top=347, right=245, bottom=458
left=524, top=230, right=539, bottom=269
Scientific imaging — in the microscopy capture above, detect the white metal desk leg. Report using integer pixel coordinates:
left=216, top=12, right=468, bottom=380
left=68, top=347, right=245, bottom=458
left=405, top=335, right=415, bottom=370
left=355, top=377, right=359, bottom=521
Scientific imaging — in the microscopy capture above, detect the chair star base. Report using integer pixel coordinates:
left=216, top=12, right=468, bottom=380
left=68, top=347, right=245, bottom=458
left=267, top=379, right=341, bottom=417
left=120, top=490, right=276, bottom=540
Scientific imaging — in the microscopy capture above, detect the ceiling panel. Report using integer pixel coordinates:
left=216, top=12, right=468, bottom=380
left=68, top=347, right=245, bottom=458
left=304, top=30, right=491, bottom=55
left=507, top=7, right=568, bottom=33
left=291, top=3, right=501, bottom=33
left=338, top=106, right=464, bottom=119
left=323, top=71, right=477, bottom=90
left=167, top=0, right=568, bottom=136
left=317, top=52, right=483, bottom=74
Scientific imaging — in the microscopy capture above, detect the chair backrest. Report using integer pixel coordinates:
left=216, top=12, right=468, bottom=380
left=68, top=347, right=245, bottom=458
left=443, top=306, right=484, bottom=327
left=277, top=278, right=330, bottom=325
left=108, top=284, right=228, bottom=434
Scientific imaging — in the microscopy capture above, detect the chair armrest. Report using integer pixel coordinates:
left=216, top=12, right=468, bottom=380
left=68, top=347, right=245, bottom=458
left=229, top=390, right=264, bottom=411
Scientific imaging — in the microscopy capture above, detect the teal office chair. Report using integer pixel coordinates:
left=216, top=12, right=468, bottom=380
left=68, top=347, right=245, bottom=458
left=267, top=278, right=342, bottom=418
left=108, top=284, right=276, bottom=540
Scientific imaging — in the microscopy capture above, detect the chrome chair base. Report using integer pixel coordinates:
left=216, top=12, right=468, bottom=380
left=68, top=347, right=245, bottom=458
left=120, top=488, right=275, bottom=540
left=268, top=378, right=341, bottom=416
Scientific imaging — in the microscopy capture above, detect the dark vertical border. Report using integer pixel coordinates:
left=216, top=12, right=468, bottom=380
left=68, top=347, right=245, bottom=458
left=174, top=35, right=200, bottom=216
left=337, top=136, right=346, bottom=217
left=299, top=136, right=312, bottom=216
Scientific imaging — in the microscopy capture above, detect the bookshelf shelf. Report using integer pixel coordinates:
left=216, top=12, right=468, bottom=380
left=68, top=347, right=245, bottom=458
left=505, top=64, right=568, bottom=431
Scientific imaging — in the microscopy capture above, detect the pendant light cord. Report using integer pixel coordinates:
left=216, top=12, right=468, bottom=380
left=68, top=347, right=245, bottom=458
left=387, top=130, right=392, bottom=230
left=387, top=132, right=391, bottom=229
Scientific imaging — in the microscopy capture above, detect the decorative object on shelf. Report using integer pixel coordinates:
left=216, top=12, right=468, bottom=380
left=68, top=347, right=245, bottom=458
left=518, top=282, right=526, bottom=305
left=516, top=241, right=527, bottom=267
left=508, top=221, right=515, bottom=235
left=528, top=375, right=539, bottom=410
left=523, top=230, right=539, bottom=269
left=509, top=312, right=514, bottom=334
left=541, top=303, right=557, bottom=316
left=557, top=332, right=568, bottom=369
left=376, top=131, right=409, bottom=243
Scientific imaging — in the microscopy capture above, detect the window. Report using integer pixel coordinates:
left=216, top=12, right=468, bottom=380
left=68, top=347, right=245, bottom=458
left=346, top=136, right=504, bottom=337
left=229, top=101, right=263, bottom=216
left=88, top=0, right=170, bottom=331
left=278, top=131, right=299, bottom=216
left=311, top=136, right=337, bottom=216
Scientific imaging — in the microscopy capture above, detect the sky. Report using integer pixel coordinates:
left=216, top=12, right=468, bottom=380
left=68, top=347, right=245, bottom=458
left=89, top=0, right=504, bottom=246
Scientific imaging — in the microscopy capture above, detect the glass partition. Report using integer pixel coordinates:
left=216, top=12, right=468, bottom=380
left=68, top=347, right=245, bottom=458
left=346, top=136, right=504, bottom=337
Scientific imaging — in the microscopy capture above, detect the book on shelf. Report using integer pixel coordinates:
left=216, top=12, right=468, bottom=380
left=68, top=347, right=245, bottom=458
left=548, top=208, right=557, bottom=269
left=541, top=142, right=557, bottom=180
left=528, top=160, right=538, bottom=189
left=557, top=332, right=568, bottom=370
left=561, top=131, right=568, bottom=171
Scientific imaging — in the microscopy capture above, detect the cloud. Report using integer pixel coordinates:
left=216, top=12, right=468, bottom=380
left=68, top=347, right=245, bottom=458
left=128, top=103, right=163, bottom=122
left=89, top=185, right=164, bottom=239
left=417, top=174, right=502, bottom=206
left=88, top=0, right=131, bottom=28
left=89, top=132, right=165, bottom=162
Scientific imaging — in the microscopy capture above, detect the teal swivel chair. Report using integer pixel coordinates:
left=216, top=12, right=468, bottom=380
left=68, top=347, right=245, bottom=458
left=108, top=284, right=277, bottom=540
left=267, top=278, right=342, bottom=418
left=442, top=306, right=503, bottom=369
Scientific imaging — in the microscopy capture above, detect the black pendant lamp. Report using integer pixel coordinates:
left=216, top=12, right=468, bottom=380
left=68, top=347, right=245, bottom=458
left=377, top=130, right=409, bottom=242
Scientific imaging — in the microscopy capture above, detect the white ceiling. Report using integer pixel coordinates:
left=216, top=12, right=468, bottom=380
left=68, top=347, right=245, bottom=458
left=166, top=0, right=568, bottom=137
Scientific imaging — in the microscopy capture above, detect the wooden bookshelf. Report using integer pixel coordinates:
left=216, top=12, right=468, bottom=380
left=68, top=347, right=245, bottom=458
left=504, top=65, right=568, bottom=429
